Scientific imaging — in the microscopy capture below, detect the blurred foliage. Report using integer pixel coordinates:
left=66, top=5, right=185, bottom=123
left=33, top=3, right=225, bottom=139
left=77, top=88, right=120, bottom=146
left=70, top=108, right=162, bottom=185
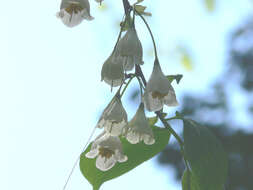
left=176, top=47, right=194, bottom=71
left=204, top=0, right=216, bottom=12
left=97, top=3, right=108, bottom=11
left=157, top=19, right=253, bottom=190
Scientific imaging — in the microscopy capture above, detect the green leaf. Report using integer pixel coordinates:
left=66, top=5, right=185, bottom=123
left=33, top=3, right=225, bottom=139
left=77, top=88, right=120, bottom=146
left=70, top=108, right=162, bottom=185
left=166, top=74, right=183, bottom=84
left=182, top=169, right=201, bottom=190
left=183, top=119, right=228, bottom=190
left=80, top=126, right=171, bottom=190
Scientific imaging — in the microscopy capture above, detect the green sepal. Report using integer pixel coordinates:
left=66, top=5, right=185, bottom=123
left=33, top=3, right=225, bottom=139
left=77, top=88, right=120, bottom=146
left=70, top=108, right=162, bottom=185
left=166, top=74, right=183, bottom=84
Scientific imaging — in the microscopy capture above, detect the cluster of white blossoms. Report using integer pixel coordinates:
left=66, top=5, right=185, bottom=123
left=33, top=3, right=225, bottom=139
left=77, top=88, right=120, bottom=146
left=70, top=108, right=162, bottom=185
left=85, top=95, right=156, bottom=171
left=57, top=0, right=179, bottom=172
left=101, top=25, right=143, bottom=87
left=87, top=18, right=177, bottom=172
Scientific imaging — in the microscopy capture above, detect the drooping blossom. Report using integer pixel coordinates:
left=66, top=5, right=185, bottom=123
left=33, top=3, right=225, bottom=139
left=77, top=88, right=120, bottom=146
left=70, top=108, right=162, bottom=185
left=143, top=60, right=178, bottom=112
left=96, top=95, right=128, bottom=136
left=85, top=132, right=128, bottom=171
left=126, top=103, right=155, bottom=145
left=116, top=27, right=143, bottom=71
left=56, top=0, right=93, bottom=27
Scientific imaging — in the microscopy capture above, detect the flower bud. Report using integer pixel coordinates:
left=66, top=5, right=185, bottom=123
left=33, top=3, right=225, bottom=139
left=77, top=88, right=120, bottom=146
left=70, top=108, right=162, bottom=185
left=143, top=61, right=178, bottom=112
left=56, top=0, right=93, bottom=27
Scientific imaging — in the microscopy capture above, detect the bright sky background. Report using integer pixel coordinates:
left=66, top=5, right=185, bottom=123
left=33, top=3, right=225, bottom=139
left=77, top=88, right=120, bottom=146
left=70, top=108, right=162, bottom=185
left=1, top=0, right=253, bottom=190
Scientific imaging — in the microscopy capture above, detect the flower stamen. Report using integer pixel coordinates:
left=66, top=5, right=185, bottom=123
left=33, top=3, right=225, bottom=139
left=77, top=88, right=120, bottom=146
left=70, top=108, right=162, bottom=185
left=151, top=91, right=167, bottom=99
left=99, top=147, right=115, bottom=159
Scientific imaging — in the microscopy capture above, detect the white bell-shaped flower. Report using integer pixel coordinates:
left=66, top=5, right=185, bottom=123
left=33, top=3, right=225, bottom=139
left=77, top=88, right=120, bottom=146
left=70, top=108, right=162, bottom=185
left=116, top=27, right=143, bottom=71
left=85, top=132, right=128, bottom=171
left=125, top=103, right=155, bottom=145
left=143, top=60, right=179, bottom=112
left=56, top=0, right=93, bottom=27
left=101, top=52, right=124, bottom=87
left=96, top=95, right=128, bottom=136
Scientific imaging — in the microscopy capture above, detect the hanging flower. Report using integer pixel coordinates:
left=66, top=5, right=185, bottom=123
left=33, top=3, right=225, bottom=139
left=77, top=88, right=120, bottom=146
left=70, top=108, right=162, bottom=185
left=56, top=0, right=93, bottom=27
left=125, top=103, right=155, bottom=145
left=96, top=95, right=128, bottom=136
left=101, top=52, right=124, bottom=87
left=85, top=132, right=128, bottom=171
left=143, top=60, right=178, bottom=112
left=116, top=27, right=143, bottom=71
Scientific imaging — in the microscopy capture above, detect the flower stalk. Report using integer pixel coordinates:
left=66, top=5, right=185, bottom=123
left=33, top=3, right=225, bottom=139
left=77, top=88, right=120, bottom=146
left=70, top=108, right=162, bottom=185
left=134, top=8, right=158, bottom=60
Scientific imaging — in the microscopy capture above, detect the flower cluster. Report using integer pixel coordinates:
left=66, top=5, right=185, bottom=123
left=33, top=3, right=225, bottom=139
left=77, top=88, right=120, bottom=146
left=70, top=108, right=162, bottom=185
left=57, top=0, right=179, bottom=172
left=85, top=22, right=178, bottom=170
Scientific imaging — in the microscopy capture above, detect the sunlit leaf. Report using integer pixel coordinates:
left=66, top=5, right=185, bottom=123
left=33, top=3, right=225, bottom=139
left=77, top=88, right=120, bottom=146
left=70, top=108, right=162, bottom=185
left=183, top=119, right=228, bottom=190
left=181, top=53, right=193, bottom=71
left=97, top=2, right=107, bottom=11
left=142, top=12, right=152, bottom=16
left=204, top=0, right=216, bottom=12
left=135, top=5, right=146, bottom=13
left=80, top=126, right=171, bottom=190
left=134, top=5, right=152, bottom=17
left=135, top=0, right=144, bottom=4
left=176, top=47, right=193, bottom=71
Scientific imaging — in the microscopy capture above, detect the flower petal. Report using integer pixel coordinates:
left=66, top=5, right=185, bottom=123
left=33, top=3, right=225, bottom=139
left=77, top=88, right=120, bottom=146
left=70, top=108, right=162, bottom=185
left=114, top=150, right=128, bottom=163
left=85, top=148, right=99, bottom=158
left=126, top=131, right=140, bottom=144
left=104, top=120, right=127, bottom=136
left=96, top=155, right=116, bottom=171
left=143, top=92, right=163, bottom=112
left=101, top=54, right=124, bottom=87
left=164, top=86, right=179, bottom=106
left=142, top=134, right=155, bottom=145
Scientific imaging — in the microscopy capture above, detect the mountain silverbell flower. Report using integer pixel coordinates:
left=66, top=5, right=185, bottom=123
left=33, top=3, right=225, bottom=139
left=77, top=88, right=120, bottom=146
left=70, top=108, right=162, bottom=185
left=96, top=95, right=128, bottom=136
left=56, top=0, right=93, bottom=27
left=143, top=60, right=179, bottom=112
left=101, top=52, right=125, bottom=87
left=116, top=26, right=144, bottom=71
left=85, top=132, right=128, bottom=171
left=126, top=103, right=155, bottom=145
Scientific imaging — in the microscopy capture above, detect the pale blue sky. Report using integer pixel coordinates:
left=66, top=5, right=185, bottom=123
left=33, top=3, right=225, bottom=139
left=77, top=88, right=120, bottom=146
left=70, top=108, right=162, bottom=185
left=1, top=0, right=253, bottom=190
